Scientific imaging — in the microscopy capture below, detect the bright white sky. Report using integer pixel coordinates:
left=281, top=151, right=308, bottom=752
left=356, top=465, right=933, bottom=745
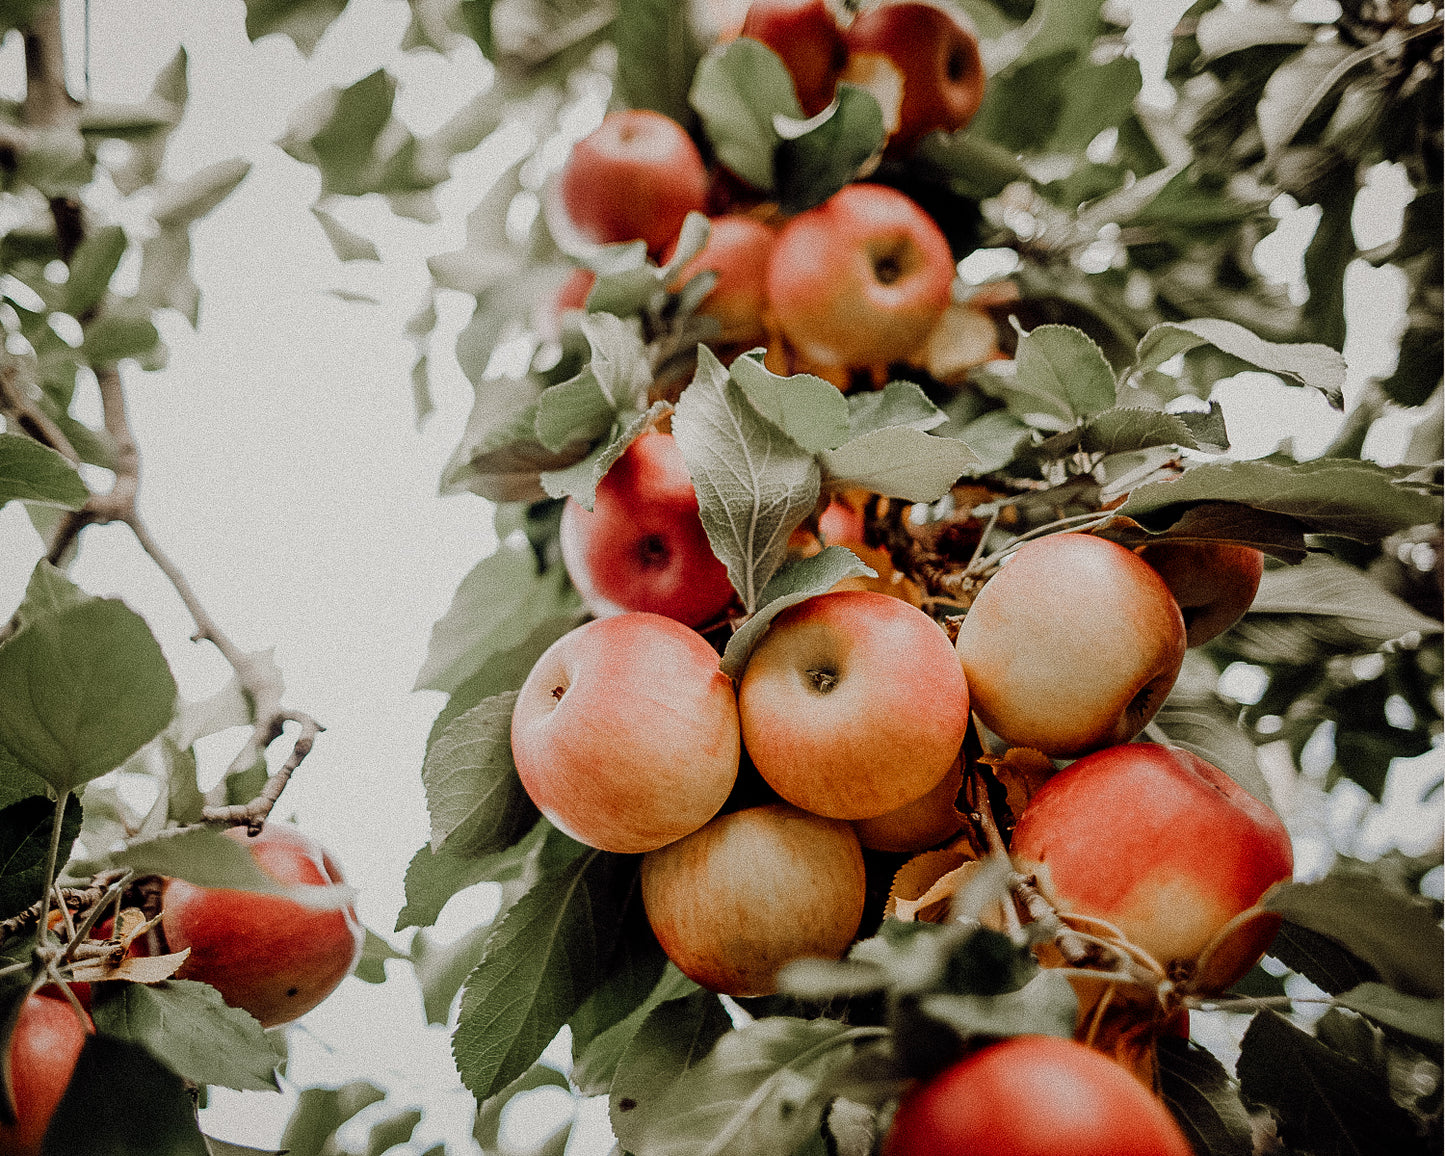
left=0, top=2, right=1437, bottom=1153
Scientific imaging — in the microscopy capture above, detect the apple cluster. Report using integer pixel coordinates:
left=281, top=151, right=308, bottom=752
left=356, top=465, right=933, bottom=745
left=549, top=0, right=996, bottom=388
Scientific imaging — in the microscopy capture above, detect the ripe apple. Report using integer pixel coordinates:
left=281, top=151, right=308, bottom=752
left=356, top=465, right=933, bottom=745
left=161, top=822, right=365, bottom=1028
left=641, top=803, right=866, bottom=996
left=844, top=1, right=985, bottom=153
left=1137, top=540, right=1265, bottom=647
left=555, top=110, right=709, bottom=256
left=740, top=0, right=849, bottom=117
left=559, top=431, right=737, bottom=629
left=512, top=612, right=740, bottom=853
left=854, top=756, right=964, bottom=853
left=1010, top=743, right=1293, bottom=986
left=738, top=589, right=970, bottom=820
left=955, top=533, right=1187, bottom=757
left=666, top=214, right=775, bottom=346
left=883, top=1034, right=1194, bottom=1156
left=765, top=183, right=954, bottom=372
left=0, top=994, right=91, bottom=1156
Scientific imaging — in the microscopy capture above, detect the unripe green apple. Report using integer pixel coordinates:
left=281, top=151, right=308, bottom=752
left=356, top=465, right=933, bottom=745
left=739, top=590, right=970, bottom=820
left=0, top=994, right=91, bottom=1156
left=511, top=612, right=740, bottom=853
left=161, top=822, right=364, bottom=1028
left=641, top=803, right=866, bottom=996
left=956, top=533, right=1187, bottom=757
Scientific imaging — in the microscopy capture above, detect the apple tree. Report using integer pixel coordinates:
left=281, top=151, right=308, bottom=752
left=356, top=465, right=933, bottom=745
left=0, top=0, right=1440, bottom=1154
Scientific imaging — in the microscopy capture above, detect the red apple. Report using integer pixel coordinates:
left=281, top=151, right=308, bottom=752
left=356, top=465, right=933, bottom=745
left=1011, top=743, right=1293, bottom=986
left=741, top=0, right=849, bottom=117
left=641, top=803, right=866, bottom=996
left=765, top=183, right=954, bottom=372
left=559, top=431, right=737, bottom=629
left=511, top=612, right=740, bottom=853
left=955, top=533, right=1187, bottom=757
left=844, top=1, right=985, bottom=153
left=1137, top=541, right=1265, bottom=647
left=883, top=1034, right=1194, bottom=1156
left=666, top=214, right=776, bottom=346
left=161, top=822, right=364, bottom=1028
left=555, top=110, right=708, bottom=256
left=738, top=590, right=970, bottom=820
left=854, top=756, right=964, bottom=853
left=0, top=994, right=91, bottom=1156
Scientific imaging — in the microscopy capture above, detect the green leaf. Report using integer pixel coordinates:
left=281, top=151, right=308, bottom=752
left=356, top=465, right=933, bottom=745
left=278, top=1081, right=386, bottom=1156
left=534, top=369, right=615, bottom=453
left=916, top=969, right=1078, bottom=1046
left=539, top=399, right=673, bottom=509
left=0, top=747, right=46, bottom=812
left=311, top=205, right=379, bottom=261
left=609, top=989, right=735, bottom=1151
left=1074, top=407, right=1212, bottom=456
left=1195, top=2, right=1314, bottom=62
left=573, top=965, right=698, bottom=1096
left=442, top=380, right=593, bottom=502
left=413, top=923, right=493, bottom=1025
left=244, top=0, right=349, bottom=55
left=845, top=381, right=946, bottom=439
left=1267, top=921, right=1380, bottom=997
left=720, top=547, right=877, bottom=679
left=1049, top=56, right=1140, bottom=154
left=1156, top=1038, right=1253, bottom=1156
left=820, top=427, right=977, bottom=502
left=80, top=310, right=160, bottom=364
left=279, top=69, right=396, bottom=196
left=1010, top=0, right=1105, bottom=70
left=422, top=691, right=538, bottom=855
left=452, top=839, right=631, bottom=1100
left=11, top=561, right=91, bottom=633
left=1336, top=982, right=1444, bottom=1046
left=579, top=312, right=653, bottom=411
left=0, top=795, right=82, bottom=921
left=90, top=980, right=284, bottom=1091
left=397, top=820, right=547, bottom=932
left=1012, top=324, right=1117, bottom=424
left=672, top=348, right=820, bottom=610
left=154, top=158, right=252, bottom=228
left=1257, top=40, right=1355, bottom=159
left=1134, top=319, right=1346, bottom=408
left=1250, top=554, right=1441, bottom=641
left=615, top=0, right=704, bottom=128
left=0, top=597, right=176, bottom=795
left=1117, top=458, right=1441, bottom=544
left=473, top=1064, right=573, bottom=1151
left=776, top=85, right=886, bottom=215
left=0, top=434, right=87, bottom=510
left=354, top=927, right=406, bottom=984
left=689, top=38, right=801, bottom=191
left=360, top=1109, right=421, bottom=1156
left=63, top=225, right=127, bottom=316
left=911, top=130, right=1029, bottom=201
left=622, top=1016, right=880, bottom=1156
left=1265, top=876, right=1443, bottom=998
left=730, top=353, right=850, bottom=454
left=42, top=1034, right=209, bottom=1155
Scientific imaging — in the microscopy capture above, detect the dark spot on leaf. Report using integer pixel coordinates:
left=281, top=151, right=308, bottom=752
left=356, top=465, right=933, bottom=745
left=618, top=1097, right=638, bottom=1112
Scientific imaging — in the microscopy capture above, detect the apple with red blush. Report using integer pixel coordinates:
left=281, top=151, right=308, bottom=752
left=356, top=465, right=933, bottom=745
left=0, top=994, right=91, bottom=1156
left=1137, top=540, right=1265, bottom=647
left=740, top=0, right=849, bottom=117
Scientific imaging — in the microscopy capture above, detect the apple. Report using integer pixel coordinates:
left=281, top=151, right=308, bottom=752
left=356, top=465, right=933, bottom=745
left=0, top=994, right=91, bottom=1156
left=641, top=803, right=866, bottom=996
left=738, top=589, right=970, bottom=820
left=666, top=214, right=775, bottom=346
left=844, top=1, right=985, bottom=153
left=534, top=267, right=596, bottom=343
left=1137, top=540, right=1265, bottom=647
left=1010, top=743, right=1293, bottom=987
left=854, top=756, right=964, bottom=852
left=765, top=183, right=954, bottom=372
left=161, top=822, right=365, bottom=1028
left=559, top=431, right=737, bottom=629
left=955, top=533, right=1187, bottom=758
left=882, top=1034, right=1194, bottom=1156
left=555, top=110, right=709, bottom=256
left=512, top=612, right=740, bottom=853
left=740, top=0, right=848, bottom=117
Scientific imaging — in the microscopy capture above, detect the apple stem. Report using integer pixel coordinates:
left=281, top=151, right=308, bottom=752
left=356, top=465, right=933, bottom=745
left=966, top=511, right=1114, bottom=579
left=33, top=792, right=69, bottom=952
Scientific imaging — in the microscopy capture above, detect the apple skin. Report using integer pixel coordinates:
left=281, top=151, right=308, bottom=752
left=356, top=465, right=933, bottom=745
left=845, top=1, right=986, bottom=153
left=161, top=822, right=365, bottom=1029
left=559, top=432, right=737, bottom=629
left=955, top=533, right=1187, bottom=758
left=1137, top=541, right=1265, bottom=647
left=641, top=803, right=866, bottom=996
left=882, top=1034, right=1194, bottom=1156
left=740, top=0, right=849, bottom=117
left=512, top=612, right=740, bottom=853
left=1011, top=743, right=1293, bottom=982
left=0, top=994, right=92, bottom=1156
left=556, top=110, right=709, bottom=256
left=765, top=183, right=954, bottom=372
left=666, top=214, right=776, bottom=346
left=854, top=756, right=964, bottom=853
left=738, top=590, right=970, bottom=820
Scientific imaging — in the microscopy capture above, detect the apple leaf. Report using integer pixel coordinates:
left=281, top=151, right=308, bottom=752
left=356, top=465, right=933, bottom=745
left=534, top=368, right=615, bottom=453
left=620, top=1016, right=881, bottom=1156
left=1010, top=324, right=1118, bottom=425
left=689, top=38, right=801, bottom=192
left=539, top=398, right=673, bottom=509
left=1156, top=1038, right=1254, bottom=1156
left=473, top=1064, right=574, bottom=1152
left=11, top=561, right=92, bottom=633
left=441, top=377, right=592, bottom=502
left=573, top=965, right=698, bottom=1096
left=1249, top=554, right=1441, bottom=641
left=820, top=427, right=978, bottom=502
left=422, top=691, right=537, bottom=856
left=398, top=818, right=549, bottom=933
left=311, top=205, right=378, bottom=261
left=729, top=352, right=850, bottom=454
left=1116, top=458, right=1441, bottom=544
left=0, top=794, right=83, bottom=921
left=1336, top=982, right=1444, bottom=1046
left=90, top=980, right=284, bottom=1092
left=413, top=924, right=495, bottom=1026
left=614, top=0, right=704, bottom=129
left=673, top=347, right=821, bottom=611
left=578, top=312, right=653, bottom=410
left=1267, top=921, right=1380, bottom=997
left=1069, top=405, right=1225, bottom=456
left=278, top=1082, right=387, bottom=1156
left=0, top=597, right=176, bottom=796
left=452, top=834, right=632, bottom=1101
left=0, top=433, right=87, bottom=510
left=846, top=381, right=947, bottom=438
left=1195, top=2, right=1315, bottom=62
left=776, top=84, right=886, bottom=215
left=1092, top=505, right=1310, bottom=565
left=609, top=989, right=735, bottom=1151
left=918, top=969, right=1077, bottom=1048
left=1134, top=318, right=1346, bottom=408
left=720, top=547, right=877, bottom=679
